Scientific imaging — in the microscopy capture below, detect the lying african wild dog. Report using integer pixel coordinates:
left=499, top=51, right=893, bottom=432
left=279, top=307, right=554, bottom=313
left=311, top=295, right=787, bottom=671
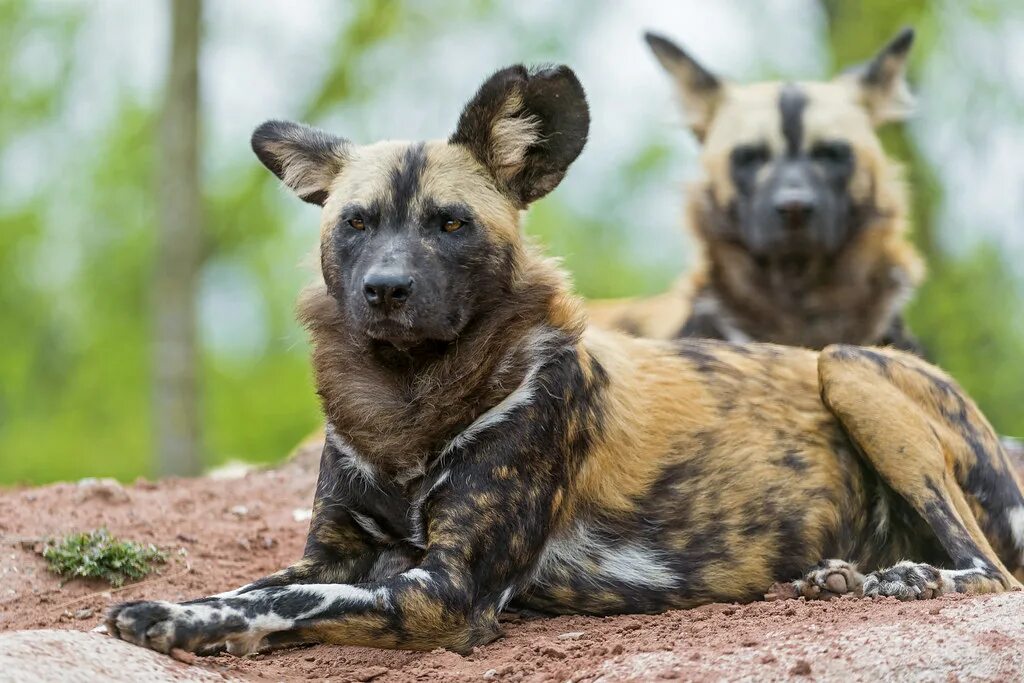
left=107, top=64, right=1024, bottom=657
left=588, top=28, right=925, bottom=352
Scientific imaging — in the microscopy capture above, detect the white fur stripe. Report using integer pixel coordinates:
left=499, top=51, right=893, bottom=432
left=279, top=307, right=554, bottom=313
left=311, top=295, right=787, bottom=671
left=350, top=510, right=391, bottom=543
left=401, top=568, right=433, bottom=585
left=1007, top=507, right=1024, bottom=563
left=442, top=326, right=569, bottom=457
left=535, top=523, right=678, bottom=590
left=325, top=422, right=378, bottom=485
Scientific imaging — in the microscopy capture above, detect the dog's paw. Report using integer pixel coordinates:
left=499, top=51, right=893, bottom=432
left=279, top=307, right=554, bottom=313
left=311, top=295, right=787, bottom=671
left=106, top=600, right=182, bottom=653
left=793, top=559, right=865, bottom=600
left=863, top=561, right=945, bottom=600
left=107, top=598, right=254, bottom=655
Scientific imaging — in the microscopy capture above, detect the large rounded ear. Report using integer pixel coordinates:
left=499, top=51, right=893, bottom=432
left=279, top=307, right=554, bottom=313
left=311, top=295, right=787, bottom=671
left=251, top=120, right=351, bottom=206
left=644, top=31, right=722, bottom=141
left=839, top=27, right=916, bottom=126
left=449, top=64, right=590, bottom=206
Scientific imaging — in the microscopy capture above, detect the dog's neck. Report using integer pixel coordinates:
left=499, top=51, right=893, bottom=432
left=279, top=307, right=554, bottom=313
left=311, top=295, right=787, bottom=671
left=298, top=245, right=584, bottom=479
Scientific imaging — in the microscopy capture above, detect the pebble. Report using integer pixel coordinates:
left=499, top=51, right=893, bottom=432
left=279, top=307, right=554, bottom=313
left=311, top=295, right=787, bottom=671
left=790, top=660, right=812, bottom=676
left=74, top=608, right=94, bottom=620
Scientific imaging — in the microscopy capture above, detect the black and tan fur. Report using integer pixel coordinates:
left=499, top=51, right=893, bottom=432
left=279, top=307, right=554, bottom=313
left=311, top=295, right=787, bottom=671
left=589, top=29, right=925, bottom=352
left=107, top=65, right=1024, bottom=657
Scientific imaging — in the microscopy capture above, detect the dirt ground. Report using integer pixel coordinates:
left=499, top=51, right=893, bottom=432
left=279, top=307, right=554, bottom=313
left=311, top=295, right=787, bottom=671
left=3, top=442, right=1024, bottom=682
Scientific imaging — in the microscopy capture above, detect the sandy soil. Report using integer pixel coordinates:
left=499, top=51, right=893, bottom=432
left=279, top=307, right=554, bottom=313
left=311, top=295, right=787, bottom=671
left=3, top=442, right=1024, bottom=682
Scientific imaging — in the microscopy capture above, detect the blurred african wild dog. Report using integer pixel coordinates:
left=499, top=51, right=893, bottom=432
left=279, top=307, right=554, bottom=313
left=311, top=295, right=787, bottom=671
left=108, top=64, right=1024, bottom=657
left=590, top=27, right=1024, bottom=463
left=589, top=28, right=924, bottom=352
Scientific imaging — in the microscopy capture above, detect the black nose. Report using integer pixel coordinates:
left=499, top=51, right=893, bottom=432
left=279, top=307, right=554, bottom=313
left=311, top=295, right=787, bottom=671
left=363, top=271, right=413, bottom=309
left=773, top=188, right=816, bottom=226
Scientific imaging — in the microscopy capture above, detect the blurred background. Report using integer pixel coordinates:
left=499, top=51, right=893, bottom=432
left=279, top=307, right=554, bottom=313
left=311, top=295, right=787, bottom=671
left=1, top=0, right=1021, bottom=484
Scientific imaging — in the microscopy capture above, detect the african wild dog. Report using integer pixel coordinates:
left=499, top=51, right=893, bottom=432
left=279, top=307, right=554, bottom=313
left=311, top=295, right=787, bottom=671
left=107, top=65, right=1024, bottom=657
left=588, top=28, right=925, bottom=352
left=589, top=27, right=1024, bottom=463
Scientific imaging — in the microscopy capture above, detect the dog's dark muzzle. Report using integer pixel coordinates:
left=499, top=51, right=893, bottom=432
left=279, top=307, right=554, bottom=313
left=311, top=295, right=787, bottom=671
left=748, top=161, right=844, bottom=256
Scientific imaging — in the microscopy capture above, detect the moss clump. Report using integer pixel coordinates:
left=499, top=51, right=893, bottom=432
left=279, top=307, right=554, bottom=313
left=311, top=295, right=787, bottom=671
left=42, top=529, right=167, bottom=587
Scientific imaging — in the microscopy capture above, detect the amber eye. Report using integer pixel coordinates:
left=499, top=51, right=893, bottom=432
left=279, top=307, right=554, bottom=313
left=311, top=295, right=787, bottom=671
left=442, top=218, right=464, bottom=233
left=348, top=217, right=365, bottom=231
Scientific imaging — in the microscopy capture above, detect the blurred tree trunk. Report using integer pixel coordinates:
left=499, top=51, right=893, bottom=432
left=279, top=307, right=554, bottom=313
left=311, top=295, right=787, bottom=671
left=821, top=0, right=941, bottom=268
left=154, top=0, right=203, bottom=476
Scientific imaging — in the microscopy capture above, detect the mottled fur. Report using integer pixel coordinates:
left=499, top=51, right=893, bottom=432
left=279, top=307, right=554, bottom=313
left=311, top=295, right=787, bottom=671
left=108, top=64, right=1024, bottom=658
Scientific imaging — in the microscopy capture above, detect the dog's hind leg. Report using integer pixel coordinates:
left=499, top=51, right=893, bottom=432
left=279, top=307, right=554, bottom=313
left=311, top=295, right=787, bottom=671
left=817, top=345, right=1024, bottom=598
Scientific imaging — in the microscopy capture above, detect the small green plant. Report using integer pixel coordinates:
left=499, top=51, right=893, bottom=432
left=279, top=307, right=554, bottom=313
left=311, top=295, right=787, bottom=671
left=42, top=529, right=167, bottom=587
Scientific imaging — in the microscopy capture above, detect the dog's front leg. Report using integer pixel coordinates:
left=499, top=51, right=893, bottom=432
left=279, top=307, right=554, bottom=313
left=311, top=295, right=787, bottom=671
left=106, top=565, right=494, bottom=655
left=108, top=429, right=567, bottom=654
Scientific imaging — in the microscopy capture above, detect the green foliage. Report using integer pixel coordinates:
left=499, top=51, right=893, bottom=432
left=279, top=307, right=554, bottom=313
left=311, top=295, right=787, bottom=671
left=0, top=1, right=1021, bottom=485
left=42, top=529, right=167, bottom=587
left=527, top=197, right=676, bottom=300
left=907, top=247, right=1024, bottom=437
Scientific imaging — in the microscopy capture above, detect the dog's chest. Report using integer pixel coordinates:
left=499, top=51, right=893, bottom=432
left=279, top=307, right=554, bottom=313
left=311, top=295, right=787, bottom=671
left=323, top=425, right=447, bottom=550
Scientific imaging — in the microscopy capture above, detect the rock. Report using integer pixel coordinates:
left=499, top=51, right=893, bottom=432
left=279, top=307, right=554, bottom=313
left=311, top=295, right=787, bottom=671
left=74, top=478, right=130, bottom=505
left=205, top=461, right=257, bottom=481
left=353, top=666, right=388, bottom=681
left=0, top=630, right=222, bottom=681
left=557, top=631, right=584, bottom=640
left=74, top=608, right=94, bottom=620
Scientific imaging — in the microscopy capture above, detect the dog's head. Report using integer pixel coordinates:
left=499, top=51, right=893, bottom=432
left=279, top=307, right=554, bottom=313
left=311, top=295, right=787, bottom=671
left=647, top=28, right=915, bottom=258
left=252, top=65, right=589, bottom=349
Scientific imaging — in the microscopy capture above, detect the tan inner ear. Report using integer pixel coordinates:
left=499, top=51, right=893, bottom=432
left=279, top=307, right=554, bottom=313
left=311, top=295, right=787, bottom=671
left=487, top=90, right=543, bottom=182
left=668, top=79, right=723, bottom=140
left=265, top=137, right=348, bottom=201
left=833, top=69, right=915, bottom=127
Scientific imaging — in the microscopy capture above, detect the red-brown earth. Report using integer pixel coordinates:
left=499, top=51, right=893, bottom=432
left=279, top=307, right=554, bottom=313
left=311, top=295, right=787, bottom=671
left=2, top=441, right=1023, bottom=682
